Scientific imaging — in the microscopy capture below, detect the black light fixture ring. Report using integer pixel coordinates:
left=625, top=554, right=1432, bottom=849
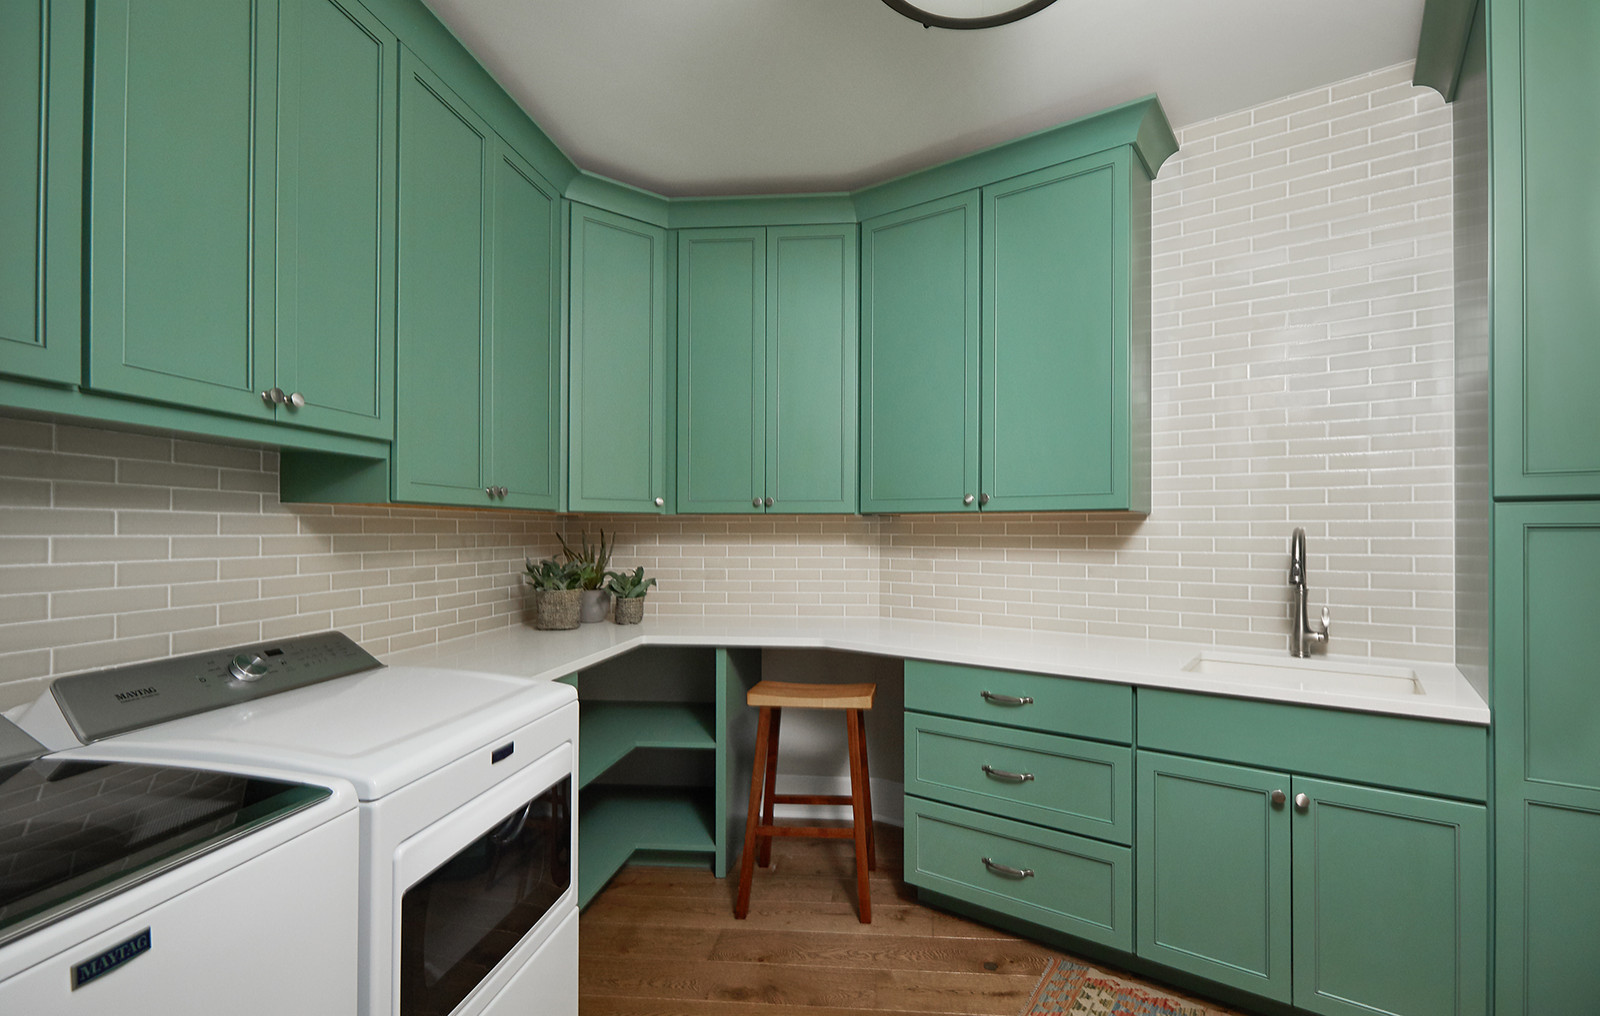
left=879, top=0, right=1061, bottom=30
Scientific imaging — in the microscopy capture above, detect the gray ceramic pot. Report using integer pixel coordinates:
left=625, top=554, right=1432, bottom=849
left=533, top=589, right=581, bottom=630
left=612, top=597, right=645, bottom=625
left=579, top=589, right=611, bottom=623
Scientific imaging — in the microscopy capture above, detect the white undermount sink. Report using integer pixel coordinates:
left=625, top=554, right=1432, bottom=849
left=1182, top=652, right=1423, bottom=698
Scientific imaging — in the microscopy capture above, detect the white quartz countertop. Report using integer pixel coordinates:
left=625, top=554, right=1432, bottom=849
left=386, top=616, right=1490, bottom=726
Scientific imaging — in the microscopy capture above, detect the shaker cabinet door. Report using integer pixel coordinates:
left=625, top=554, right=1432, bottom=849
left=86, top=0, right=278, bottom=417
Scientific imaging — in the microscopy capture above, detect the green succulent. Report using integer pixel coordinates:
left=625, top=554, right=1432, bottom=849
left=603, top=566, right=657, bottom=599
left=556, top=529, right=613, bottom=591
left=524, top=556, right=582, bottom=591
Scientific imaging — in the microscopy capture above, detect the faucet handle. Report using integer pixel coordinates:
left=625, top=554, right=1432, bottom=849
left=1311, top=606, right=1331, bottom=644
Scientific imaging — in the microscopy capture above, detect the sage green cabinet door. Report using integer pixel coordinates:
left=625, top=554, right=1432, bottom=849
left=274, top=0, right=395, bottom=439
left=677, top=228, right=765, bottom=514
left=87, top=0, right=277, bottom=418
left=569, top=204, right=669, bottom=513
left=860, top=191, right=980, bottom=514
left=1135, top=751, right=1292, bottom=1003
left=982, top=153, right=1130, bottom=511
left=766, top=225, right=858, bottom=513
left=486, top=144, right=561, bottom=511
left=393, top=51, right=490, bottom=503
left=1493, top=502, right=1600, bottom=1015
left=1491, top=0, right=1600, bottom=497
left=0, top=0, right=82, bottom=385
left=1290, top=777, right=1487, bottom=1016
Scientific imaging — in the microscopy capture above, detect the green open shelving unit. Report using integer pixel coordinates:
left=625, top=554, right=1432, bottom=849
left=578, top=701, right=717, bottom=788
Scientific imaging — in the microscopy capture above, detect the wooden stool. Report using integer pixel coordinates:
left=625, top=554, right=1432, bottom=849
left=734, top=680, right=878, bottom=923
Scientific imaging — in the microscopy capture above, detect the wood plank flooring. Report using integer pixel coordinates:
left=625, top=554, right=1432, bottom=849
left=579, top=822, right=1250, bottom=1016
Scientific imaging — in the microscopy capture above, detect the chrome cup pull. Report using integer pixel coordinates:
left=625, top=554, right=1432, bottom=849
left=982, top=764, right=1035, bottom=784
left=981, top=857, right=1034, bottom=880
left=980, top=690, right=1034, bottom=706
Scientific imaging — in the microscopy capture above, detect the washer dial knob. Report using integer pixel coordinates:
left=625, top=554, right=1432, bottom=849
left=228, top=653, right=269, bottom=683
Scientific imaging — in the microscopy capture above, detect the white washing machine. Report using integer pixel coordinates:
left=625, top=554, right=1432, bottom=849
left=12, top=631, right=579, bottom=1016
left=0, top=716, right=360, bottom=1015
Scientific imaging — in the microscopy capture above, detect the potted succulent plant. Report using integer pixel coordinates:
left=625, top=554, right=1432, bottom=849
left=603, top=566, right=657, bottom=625
left=557, top=529, right=614, bottom=623
left=524, top=556, right=583, bottom=630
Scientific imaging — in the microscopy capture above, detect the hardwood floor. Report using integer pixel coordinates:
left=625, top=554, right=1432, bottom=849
left=578, top=823, right=1248, bottom=1015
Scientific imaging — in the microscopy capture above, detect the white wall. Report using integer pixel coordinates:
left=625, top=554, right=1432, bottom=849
left=0, top=63, right=1454, bottom=712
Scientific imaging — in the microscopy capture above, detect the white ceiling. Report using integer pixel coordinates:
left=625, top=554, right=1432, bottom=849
left=421, top=0, right=1427, bottom=197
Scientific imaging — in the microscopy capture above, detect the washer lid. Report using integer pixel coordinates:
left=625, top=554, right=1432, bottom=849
left=0, top=717, right=45, bottom=767
left=100, top=667, right=576, bottom=800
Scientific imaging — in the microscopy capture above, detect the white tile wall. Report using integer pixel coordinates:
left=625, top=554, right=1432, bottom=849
left=0, top=62, right=1454, bottom=706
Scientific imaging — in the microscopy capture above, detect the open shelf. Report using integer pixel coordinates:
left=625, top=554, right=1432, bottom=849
left=578, top=786, right=716, bottom=906
left=579, top=701, right=716, bottom=789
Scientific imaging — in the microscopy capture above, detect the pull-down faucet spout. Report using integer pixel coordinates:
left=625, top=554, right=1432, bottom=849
left=1289, top=528, right=1329, bottom=658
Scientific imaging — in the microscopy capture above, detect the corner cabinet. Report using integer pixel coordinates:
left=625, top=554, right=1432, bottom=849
left=677, top=225, right=858, bottom=514
left=860, top=147, right=1151, bottom=514
left=393, top=50, right=561, bottom=510
left=568, top=204, right=671, bottom=514
left=85, top=0, right=396, bottom=440
left=0, top=0, right=84, bottom=386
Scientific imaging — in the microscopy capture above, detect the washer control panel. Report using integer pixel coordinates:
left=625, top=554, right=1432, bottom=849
left=50, top=630, right=383, bottom=743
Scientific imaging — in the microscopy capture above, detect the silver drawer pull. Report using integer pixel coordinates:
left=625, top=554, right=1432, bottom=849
left=980, top=690, right=1034, bottom=706
left=982, top=857, right=1034, bottom=880
left=981, top=764, right=1034, bottom=784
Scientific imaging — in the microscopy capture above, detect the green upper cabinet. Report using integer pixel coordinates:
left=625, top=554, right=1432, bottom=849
left=0, top=0, right=84, bottom=386
left=860, top=148, right=1152, bottom=514
left=860, top=191, right=980, bottom=514
left=85, top=0, right=395, bottom=439
left=1493, top=502, right=1600, bottom=1015
left=274, top=0, right=397, bottom=440
left=677, top=224, right=858, bottom=514
left=393, top=49, right=560, bottom=510
left=1490, top=0, right=1600, bottom=498
left=983, top=151, right=1146, bottom=512
left=568, top=203, right=670, bottom=513
left=87, top=0, right=278, bottom=419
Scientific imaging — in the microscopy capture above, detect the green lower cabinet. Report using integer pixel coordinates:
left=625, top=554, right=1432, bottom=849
left=568, top=203, right=670, bottom=513
left=1290, top=777, right=1486, bottom=1016
left=905, top=795, right=1133, bottom=951
left=0, top=0, right=83, bottom=385
left=1136, top=752, right=1293, bottom=1002
left=1500, top=796, right=1600, bottom=1014
left=1135, top=752, right=1487, bottom=1016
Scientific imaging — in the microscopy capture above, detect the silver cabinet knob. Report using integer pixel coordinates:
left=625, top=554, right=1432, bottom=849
left=753, top=497, right=763, bottom=508
left=979, top=492, right=990, bottom=505
left=1271, top=789, right=1286, bottom=806
left=261, top=387, right=287, bottom=406
left=485, top=487, right=496, bottom=498
left=653, top=497, right=665, bottom=508
left=228, top=653, right=269, bottom=682
left=963, top=494, right=975, bottom=506
left=1294, top=793, right=1310, bottom=811
left=287, top=391, right=306, bottom=409
left=763, top=496, right=774, bottom=507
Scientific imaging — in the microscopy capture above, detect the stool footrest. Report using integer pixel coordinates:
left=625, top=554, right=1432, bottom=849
left=755, top=824, right=855, bottom=840
left=771, top=793, right=853, bottom=806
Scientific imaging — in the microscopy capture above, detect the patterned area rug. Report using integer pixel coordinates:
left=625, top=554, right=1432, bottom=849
left=1020, top=956, right=1231, bottom=1015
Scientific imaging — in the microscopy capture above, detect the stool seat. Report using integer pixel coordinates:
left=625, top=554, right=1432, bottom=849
left=747, top=680, right=876, bottom=710
left=735, top=680, right=877, bottom=923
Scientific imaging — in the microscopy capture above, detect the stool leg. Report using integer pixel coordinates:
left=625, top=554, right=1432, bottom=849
left=757, top=707, right=782, bottom=868
left=855, top=708, right=876, bottom=871
left=846, top=708, right=872, bottom=923
left=735, top=706, right=774, bottom=919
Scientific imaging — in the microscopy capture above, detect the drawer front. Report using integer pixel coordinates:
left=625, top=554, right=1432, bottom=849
left=906, top=712, right=1132, bottom=843
left=905, top=795, right=1133, bottom=951
left=904, top=660, right=1132, bottom=743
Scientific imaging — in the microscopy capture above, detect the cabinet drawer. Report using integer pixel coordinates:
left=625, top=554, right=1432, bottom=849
left=905, top=796, right=1133, bottom=951
left=906, top=712, right=1131, bottom=844
left=905, top=660, right=1132, bottom=743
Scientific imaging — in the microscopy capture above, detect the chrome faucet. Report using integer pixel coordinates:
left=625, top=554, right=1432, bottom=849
left=1288, top=527, right=1330, bottom=658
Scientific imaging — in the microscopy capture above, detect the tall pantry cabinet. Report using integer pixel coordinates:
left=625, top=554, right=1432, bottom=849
left=1420, top=0, right=1600, bottom=1011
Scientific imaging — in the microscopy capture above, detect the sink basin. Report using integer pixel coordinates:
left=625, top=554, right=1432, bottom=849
left=1182, top=652, right=1422, bottom=698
